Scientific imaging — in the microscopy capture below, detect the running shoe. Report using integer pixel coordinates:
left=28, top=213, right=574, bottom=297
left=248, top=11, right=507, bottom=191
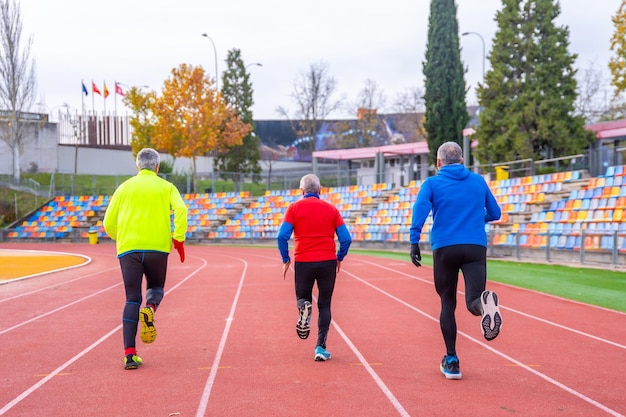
left=440, top=354, right=461, bottom=380
left=481, top=290, right=502, bottom=341
left=314, top=346, right=332, bottom=361
left=124, top=354, right=143, bottom=370
left=296, top=301, right=312, bottom=339
left=139, top=306, right=157, bottom=344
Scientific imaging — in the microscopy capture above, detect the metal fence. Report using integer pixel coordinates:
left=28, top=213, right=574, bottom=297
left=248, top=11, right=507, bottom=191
left=4, top=226, right=621, bottom=270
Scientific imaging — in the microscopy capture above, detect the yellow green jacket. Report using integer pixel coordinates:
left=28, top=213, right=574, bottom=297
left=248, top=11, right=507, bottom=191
left=103, top=169, right=188, bottom=256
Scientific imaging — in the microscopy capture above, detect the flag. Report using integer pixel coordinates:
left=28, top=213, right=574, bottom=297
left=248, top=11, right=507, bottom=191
left=82, top=81, right=88, bottom=96
left=92, top=81, right=101, bottom=96
left=103, top=82, right=110, bottom=99
left=115, top=82, right=124, bottom=96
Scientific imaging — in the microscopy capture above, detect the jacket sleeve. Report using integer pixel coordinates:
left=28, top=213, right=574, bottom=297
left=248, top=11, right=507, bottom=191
left=170, top=186, right=188, bottom=242
left=410, top=182, right=433, bottom=244
left=484, top=185, right=501, bottom=223
left=103, top=192, right=119, bottom=241
left=336, top=224, right=352, bottom=261
left=277, top=222, right=293, bottom=263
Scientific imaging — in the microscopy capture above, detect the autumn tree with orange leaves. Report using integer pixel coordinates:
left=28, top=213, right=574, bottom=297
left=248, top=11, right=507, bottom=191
left=130, top=63, right=251, bottom=192
left=123, top=86, right=157, bottom=156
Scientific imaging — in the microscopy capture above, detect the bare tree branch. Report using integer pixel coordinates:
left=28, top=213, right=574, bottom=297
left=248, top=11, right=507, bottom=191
left=0, top=0, right=37, bottom=182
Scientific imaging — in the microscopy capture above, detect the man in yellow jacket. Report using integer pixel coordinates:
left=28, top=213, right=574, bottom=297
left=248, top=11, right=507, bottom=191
left=104, top=148, right=188, bottom=369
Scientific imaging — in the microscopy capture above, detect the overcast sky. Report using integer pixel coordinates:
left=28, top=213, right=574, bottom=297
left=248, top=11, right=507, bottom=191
left=21, top=0, right=617, bottom=120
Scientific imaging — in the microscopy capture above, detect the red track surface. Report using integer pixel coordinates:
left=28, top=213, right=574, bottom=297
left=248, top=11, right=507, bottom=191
left=0, top=243, right=624, bottom=417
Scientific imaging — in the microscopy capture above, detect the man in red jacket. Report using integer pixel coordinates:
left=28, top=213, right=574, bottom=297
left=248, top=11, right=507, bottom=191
left=277, top=174, right=352, bottom=361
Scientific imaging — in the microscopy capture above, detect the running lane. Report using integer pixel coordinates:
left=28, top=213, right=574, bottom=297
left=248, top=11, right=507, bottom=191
left=0, top=244, right=623, bottom=416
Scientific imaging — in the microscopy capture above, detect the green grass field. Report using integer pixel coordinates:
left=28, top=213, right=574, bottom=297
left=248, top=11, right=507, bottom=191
left=352, top=249, right=626, bottom=313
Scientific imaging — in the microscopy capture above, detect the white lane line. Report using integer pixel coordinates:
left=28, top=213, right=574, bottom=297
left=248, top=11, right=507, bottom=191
left=0, top=249, right=92, bottom=285
left=0, top=257, right=208, bottom=416
left=0, top=282, right=122, bottom=335
left=0, top=266, right=119, bottom=304
left=343, top=267, right=624, bottom=417
left=359, top=259, right=625, bottom=349
left=0, top=327, right=121, bottom=416
left=195, top=257, right=248, bottom=417
left=252, top=252, right=411, bottom=416
left=315, top=294, right=411, bottom=417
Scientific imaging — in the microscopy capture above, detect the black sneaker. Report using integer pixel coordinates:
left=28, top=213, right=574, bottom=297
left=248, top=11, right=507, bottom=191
left=440, top=355, right=462, bottom=380
left=481, top=291, right=502, bottom=341
left=296, top=301, right=312, bottom=339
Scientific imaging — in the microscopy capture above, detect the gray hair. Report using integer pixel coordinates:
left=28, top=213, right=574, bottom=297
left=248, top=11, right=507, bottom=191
left=299, top=173, right=321, bottom=194
left=437, top=141, right=463, bottom=166
left=136, top=148, right=160, bottom=171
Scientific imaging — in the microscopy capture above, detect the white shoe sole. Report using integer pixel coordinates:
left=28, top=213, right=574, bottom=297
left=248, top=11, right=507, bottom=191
left=296, top=301, right=312, bottom=340
left=481, top=291, right=502, bottom=341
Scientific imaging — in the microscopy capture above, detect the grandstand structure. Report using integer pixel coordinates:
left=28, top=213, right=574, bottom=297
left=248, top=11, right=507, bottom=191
left=3, top=164, right=626, bottom=268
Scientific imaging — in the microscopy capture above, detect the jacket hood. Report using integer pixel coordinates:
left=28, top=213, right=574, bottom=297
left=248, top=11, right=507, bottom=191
left=438, top=164, right=470, bottom=180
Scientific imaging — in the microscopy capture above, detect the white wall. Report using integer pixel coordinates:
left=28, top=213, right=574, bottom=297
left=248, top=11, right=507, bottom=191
left=0, top=123, right=58, bottom=175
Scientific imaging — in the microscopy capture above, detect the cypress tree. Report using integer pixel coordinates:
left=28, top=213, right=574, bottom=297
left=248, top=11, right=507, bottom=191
left=218, top=49, right=261, bottom=184
left=423, top=0, right=469, bottom=164
left=474, top=0, right=595, bottom=164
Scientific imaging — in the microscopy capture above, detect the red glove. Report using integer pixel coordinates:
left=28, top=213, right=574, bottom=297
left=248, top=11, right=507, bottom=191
left=173, top=239, right=185, bottom=263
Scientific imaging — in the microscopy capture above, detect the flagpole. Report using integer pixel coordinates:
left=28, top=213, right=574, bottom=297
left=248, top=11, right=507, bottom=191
left=114, top=81, right=118, bottom=117
left=91, top=80, right=95, bottom=114
left=103, top=80, right=107, bottom=117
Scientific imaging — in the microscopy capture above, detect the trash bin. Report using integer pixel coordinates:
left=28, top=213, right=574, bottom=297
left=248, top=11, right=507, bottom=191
left=495, top=166, right=509, bottom=181
left=88, top=227, right=99, bottom=245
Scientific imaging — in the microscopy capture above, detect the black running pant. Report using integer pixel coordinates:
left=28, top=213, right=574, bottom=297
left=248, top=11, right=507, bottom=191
left=294, top=260, right=337, bottom=348
left=119, top=251, right=168, bottom=349
left=433, top=244, right=486, bottom=356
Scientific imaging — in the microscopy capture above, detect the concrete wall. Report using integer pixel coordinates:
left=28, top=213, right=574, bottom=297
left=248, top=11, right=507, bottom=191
left=1, top=121, right=335, bottom=178
left=57, top=145, right=215, bottom=176
left=0, top=123, right=58, bottom=175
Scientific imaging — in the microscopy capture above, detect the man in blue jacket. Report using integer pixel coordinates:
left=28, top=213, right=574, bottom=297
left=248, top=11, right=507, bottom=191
left=410, top=141, right=502, bottom=380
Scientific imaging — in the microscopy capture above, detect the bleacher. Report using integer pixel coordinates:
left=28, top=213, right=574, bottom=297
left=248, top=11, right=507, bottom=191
left=6, top=195, right=109, bottom=240
left=5, top=166, right=626, bottom=259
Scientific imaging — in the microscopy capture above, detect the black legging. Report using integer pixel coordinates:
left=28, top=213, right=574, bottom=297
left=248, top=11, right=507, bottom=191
left=119, top=251, right=168, bottom=349
left=294, top=260, right=337, bottom=348
left=433, top=244, right=486, bottom=356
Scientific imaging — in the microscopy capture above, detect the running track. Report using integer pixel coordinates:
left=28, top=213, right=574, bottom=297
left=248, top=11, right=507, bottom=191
left=0, top=243, right=624, bottom=417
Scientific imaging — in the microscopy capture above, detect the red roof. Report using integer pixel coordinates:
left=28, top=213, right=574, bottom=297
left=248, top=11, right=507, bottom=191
left=585, top=119, right=626, bottom=139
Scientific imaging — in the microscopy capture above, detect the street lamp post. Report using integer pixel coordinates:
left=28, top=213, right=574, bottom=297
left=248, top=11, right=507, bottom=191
left=461, top=31, right=486, bottom=80
left=201, top=33, right=219, bottom=90
left=461, top=31, right=486, bottom=170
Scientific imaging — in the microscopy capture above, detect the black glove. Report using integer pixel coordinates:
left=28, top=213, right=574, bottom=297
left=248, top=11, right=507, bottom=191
left=410, top=244, right=421, bottom=267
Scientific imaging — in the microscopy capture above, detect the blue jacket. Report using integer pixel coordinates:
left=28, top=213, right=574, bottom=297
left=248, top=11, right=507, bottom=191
left=410, top=164, right=501, bottom=250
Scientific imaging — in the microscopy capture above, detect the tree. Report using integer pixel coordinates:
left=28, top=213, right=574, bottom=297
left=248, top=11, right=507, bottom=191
left=474, top=0, right=595, bottom=165
left=336, top=79, right=387, bottom=148
left=151, top=63, right=251, bottom=192
left=0, top=0, right=37, bottom=183
left=423, top=0, right=468, bottom=164
left=574, top=60, right=610, bottom=123
left=217, top=49, right=261, bottom=189
left=392, top=86, right=427, bottom=142
left=123, top=87, right=157, bottom=156
left=609, top=0, right=626, bottom=95
left=277, top=61, right=342, bottom=160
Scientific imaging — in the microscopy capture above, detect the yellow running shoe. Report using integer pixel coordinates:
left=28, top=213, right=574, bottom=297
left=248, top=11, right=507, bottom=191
left=124, top=354, right=143, bottom=370
left=139, top=306, right=157, bottom=344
